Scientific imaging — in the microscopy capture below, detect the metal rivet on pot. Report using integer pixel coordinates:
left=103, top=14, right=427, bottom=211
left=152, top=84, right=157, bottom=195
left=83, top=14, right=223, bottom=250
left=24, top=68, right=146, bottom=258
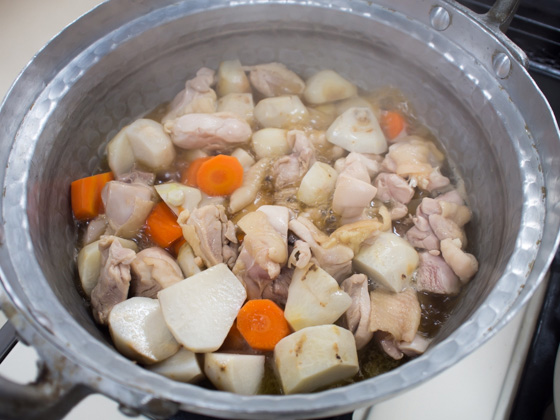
left=430, top=6, right=451, bottom=31
left=493, top=52, right=512, bottom=79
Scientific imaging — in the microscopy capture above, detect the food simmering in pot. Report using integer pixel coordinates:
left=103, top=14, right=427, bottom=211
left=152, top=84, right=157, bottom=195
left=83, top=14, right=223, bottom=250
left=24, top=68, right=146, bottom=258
left=71, top=60, right=478, bottom=395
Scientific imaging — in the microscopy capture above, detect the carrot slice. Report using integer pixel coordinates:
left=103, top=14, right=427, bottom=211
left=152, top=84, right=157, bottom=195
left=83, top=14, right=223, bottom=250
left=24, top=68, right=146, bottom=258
left=70, top=171, right=114, bottom=221
left=380, top=110, right=406, bottom=140
left=196, top=155, right=244, bottom=196
left=181, top=157, right=211, bottom=187
left=236, top=299, right=291, bottom=351
left=145, top=201, right=183, bottom=248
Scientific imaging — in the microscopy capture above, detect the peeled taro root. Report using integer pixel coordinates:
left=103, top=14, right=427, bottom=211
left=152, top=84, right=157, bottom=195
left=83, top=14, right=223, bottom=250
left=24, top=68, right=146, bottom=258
left=108, top=297, right=180, bottom=365
left=274, top=324, right=359, bottom=394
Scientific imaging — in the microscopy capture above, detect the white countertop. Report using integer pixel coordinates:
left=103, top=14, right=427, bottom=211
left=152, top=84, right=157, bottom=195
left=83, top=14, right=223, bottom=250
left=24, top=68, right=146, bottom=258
left=0, top=1, right=545, bottom=419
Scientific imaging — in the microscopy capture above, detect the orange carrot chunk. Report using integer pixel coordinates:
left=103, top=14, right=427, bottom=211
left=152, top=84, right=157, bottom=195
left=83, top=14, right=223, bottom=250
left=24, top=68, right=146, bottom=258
left=196, top=155, right=244, bottom=196
left=145, top=201, right=183, bottom=248
left=236, top=299, right=291, bottom=351
left=70, top=171, right=114, bottom=221
left=181, top=157, right=211, bottom=187
left=380, top=110, right=406, bottom=140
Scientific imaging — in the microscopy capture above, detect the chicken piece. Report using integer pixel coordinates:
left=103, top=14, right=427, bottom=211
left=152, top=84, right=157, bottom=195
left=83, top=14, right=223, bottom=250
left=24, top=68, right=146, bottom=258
left=341, top=274, right=373, bottom=350
left=229, top=158, right=272, bottom=213
left=165, top=112, right=252, bottom=153
left=406, top=218, right=440, bottom=251
left=262, top=267, right=294, bottom=307
left=288, top=217, right=353, bottom=281
left=428, top=214, right=467, bottom=246
left=334, top=152, right=381, bottom=182
left=369, top=288, right=421, bottom=343
left=331, top=151, right=380, bottom=223
left=398, top=333, right=432, bottom=357
left=435, top=189, right=465, bottom=206
left=91, top=237, right=136, bottom=325
left=272, top=130, right=315, bottom=190
left=381, top=137, right=449, bottom=192
left=426, top=167, right=450, bottom=191
left=440, top=238, right=479, bottom=283
left=248, top=63, right=305, bottom=97
left=438, top=200, right=472, bottom=227
left=374, top=173, right=414, bottom=220
left=376, top=331, right=431, bottom=360
left=130, top=247, right=183, bottom=298
left=287, top=240, right=312, bottom=269
left=405, top=198, right=441, bottom=251
left=179, top=205, right=238, bottom=269
left=101, top=180, right=155, bottom=239
left=83, top=215, right=109, bottom=246
left=377, top=332, right=404, bottom=360
left=415, top=252, right=461, bottom=295
left=233, top=211, right=288, bottom=299
left=323, top=208, right=391, bottom=254
left=162, top=67, right=217, bottom=123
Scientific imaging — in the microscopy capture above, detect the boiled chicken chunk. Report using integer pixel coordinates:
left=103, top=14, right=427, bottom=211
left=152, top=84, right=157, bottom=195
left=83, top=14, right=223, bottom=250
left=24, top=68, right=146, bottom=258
left=288, top=216, right=353, bottom=281
left=233, top=211, right=288, bottom=299
left=369, top=288, right=421, bottom=344
left=248, top=62, right=305, bottom=97
left=415, top=251, right=461, bottom=295
left=272, top=130, right=315, bottom=190
left=341, top=274, right=373, bottom=350
left=229, top=158, right=272, bottom=213
left=374, top=172, right=415, bottom=220
left=162, top=67, right=217, bottom=123
left=91, top=236, right=136, bottom=325
left=332, top=152, right=379, bottom=223
left=179, top=205, right=238, bottom=269
left=165, top=112, right=252, bottom=153
left=130, top=247, right=183, bottom=298
left=382, top=137, right=449, bottom=192
left=440, top=238, right=479, bottom=283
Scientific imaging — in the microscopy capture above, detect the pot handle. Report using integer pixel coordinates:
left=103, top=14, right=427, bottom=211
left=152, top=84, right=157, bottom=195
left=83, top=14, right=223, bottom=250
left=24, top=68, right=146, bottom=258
left=485, top=0, right=520, bottom=32
left=0, top=321, right=91, bottom=419
left=452, top=0, right=529, bottom=69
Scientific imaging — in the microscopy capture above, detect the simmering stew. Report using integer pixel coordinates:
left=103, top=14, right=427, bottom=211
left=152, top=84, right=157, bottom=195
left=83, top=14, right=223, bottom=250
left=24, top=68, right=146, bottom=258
left=71, top=60, right=478, bottom=395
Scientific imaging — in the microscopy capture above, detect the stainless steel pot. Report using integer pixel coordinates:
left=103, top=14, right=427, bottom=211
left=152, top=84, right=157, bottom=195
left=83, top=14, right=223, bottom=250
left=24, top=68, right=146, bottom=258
left=0, top=0, right=558, bottom=419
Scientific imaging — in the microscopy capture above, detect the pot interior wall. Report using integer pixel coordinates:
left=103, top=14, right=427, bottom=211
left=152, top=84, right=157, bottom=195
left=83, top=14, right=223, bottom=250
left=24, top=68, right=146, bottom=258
left=26, top=4, right=519, bottom=349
